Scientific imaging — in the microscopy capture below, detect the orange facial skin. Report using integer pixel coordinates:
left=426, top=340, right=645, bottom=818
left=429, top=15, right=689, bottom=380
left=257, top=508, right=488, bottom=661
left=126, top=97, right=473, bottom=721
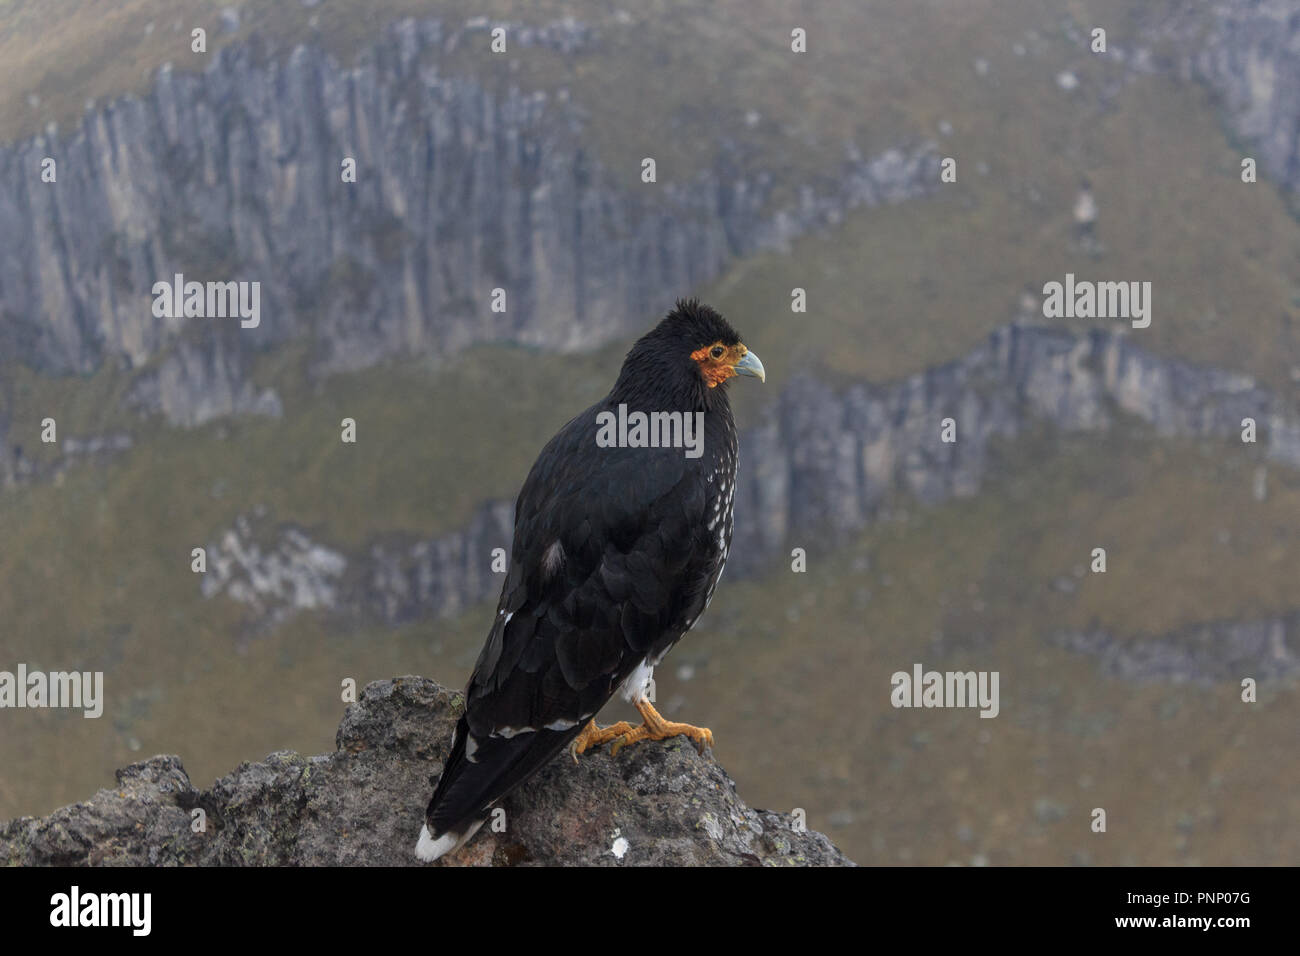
left=690, top=341, right=750, bottom=388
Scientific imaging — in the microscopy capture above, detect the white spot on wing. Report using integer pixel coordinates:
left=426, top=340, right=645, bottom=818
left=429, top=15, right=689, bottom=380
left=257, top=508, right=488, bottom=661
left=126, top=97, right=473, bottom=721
left=541, top=540, right=565, bottom=580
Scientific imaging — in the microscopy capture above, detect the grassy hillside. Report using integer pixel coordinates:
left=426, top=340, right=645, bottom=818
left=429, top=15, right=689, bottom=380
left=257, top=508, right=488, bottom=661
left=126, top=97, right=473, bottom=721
left=3, top=423, right=1296, bottom=864
left=0, top=1, right=1165, bottom=173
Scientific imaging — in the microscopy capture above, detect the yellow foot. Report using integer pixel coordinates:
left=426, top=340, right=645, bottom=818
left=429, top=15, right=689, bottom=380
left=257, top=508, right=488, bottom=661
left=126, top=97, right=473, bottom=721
left=610, top=699, right=713, bottom=756
left=568, top=718, right=637, bottom=762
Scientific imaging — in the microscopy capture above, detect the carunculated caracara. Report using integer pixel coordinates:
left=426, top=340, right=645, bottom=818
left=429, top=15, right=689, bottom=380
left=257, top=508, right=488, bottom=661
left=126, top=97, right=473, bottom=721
left=417, top=299, right=765, bottom=861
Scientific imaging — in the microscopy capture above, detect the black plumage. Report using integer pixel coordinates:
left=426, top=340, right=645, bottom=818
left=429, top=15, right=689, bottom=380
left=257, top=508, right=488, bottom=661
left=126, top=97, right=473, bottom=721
left=418, top=299, right=764, bottom=860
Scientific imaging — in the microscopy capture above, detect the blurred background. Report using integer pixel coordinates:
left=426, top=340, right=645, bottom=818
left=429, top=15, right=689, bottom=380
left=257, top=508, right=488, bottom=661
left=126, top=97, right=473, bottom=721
left=1, top=0, right=1298, bottom=865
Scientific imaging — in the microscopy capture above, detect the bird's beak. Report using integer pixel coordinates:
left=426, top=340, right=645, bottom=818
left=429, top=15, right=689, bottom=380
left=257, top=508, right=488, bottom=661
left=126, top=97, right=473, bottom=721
left=733, top=350, right=766, bottom=382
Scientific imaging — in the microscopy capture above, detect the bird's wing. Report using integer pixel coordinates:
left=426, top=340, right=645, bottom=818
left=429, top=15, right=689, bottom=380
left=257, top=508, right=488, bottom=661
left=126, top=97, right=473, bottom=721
left=427, top=404, right=720, bottom=835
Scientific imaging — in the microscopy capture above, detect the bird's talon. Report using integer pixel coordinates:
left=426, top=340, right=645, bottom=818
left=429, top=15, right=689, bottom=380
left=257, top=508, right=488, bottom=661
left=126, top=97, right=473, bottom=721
left=692, top=728, right=713, bottom=754
left=572, top=719, right=637, bottom=760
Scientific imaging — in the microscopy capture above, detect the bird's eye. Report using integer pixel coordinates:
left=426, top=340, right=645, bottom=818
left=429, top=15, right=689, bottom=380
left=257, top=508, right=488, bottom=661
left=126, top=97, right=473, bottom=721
left=710, top=346, right=725, bottom=359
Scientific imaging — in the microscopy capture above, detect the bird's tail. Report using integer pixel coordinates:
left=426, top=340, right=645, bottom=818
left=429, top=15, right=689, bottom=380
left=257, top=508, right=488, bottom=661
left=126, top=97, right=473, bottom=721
left=416, top=714, right=481, bottom=862
left=416, top=711, right=583, bottom=861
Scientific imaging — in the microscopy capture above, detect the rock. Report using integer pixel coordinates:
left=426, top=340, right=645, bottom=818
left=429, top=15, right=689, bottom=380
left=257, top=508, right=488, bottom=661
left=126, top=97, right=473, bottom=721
left=126, top=336, right=283, bottom=428
left=0, top=18, right=936, bottom=427
left=1050, top=614, right=1300, bottom=684
left=199, top=512, right=348, bottom=621
left=187, top=322, right=1300, bottom=635
left=0, top=428, right=135, bottom=489
left=0, top=678, right=853, bottom=867
left=1173, top=0, right=1300, bottom=194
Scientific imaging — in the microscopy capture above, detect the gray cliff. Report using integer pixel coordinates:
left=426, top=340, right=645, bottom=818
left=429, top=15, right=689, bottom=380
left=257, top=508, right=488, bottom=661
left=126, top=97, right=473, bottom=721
left=0, top=18, right=936, bottom=427
left=197, top=323, right=1300, bottom=631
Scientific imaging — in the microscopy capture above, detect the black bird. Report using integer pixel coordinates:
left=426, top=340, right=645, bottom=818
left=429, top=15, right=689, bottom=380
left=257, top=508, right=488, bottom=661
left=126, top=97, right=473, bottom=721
left=417, top=299, right=765, bottom=861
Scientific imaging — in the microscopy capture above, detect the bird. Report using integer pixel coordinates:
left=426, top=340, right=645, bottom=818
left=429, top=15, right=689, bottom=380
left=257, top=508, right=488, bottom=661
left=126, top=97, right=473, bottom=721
left=416, top=298, right=765, bottom=862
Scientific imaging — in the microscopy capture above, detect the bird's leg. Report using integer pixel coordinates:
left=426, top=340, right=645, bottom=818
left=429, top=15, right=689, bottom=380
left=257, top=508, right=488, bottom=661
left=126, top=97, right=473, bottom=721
left=610, top=699, right=713, bottom=756
left=568, top=718, right=637, bottom=762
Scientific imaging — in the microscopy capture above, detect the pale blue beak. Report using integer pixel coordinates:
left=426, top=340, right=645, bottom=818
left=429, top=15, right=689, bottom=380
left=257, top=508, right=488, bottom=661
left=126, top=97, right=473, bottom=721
left=733, top=350, right=766, bottom=382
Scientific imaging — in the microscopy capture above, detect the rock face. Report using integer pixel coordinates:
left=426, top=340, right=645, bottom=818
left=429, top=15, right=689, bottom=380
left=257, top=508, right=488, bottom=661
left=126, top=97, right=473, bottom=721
left=1177, top=0, right=1300, bottom=195
left=1051, top=614, right=1300, bottom=684
left=198, top=322, right=1300, bottom=629
left=199, top=510, right=349, bottom=629
left=729, top=321, right=1300, bottom=573
left=0, top=4, right=1294, bottom=428
left=0, top=677, right=852, bottom=866
left=0, top=17, right=936, bottom=427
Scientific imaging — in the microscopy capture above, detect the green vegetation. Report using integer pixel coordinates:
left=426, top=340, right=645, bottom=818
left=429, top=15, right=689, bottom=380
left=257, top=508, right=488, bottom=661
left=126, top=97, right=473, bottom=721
left=650, top=425, right=1300, bottom=865
left=4, top=420, right=1296, bottom=865
left=1, top=0, right=1298, bottom=864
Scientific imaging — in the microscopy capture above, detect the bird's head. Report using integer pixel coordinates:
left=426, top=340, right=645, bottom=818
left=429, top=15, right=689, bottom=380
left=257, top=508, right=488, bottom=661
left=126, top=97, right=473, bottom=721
left=613, top=299, right=765, bottom=407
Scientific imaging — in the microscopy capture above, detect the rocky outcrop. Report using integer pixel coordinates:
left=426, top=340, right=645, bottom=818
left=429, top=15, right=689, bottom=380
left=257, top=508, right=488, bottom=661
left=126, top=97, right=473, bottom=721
left=199, top=510, right=347, bottom=626
left=194, top=321, right=1299, bottom=628
left=728, top=320, right=1297, bottom=572
left=0, top=429, right=133, bottom=488
left=126, top=335, right=283, bottom=428
left=0, top=677, right=852, bottom=866
left=1151, top=0, right=1300, bottom=194
left=200, top=500, right=515, bottom=628
left=1051, top=614, right=1300, bottom=684
left=0, top=17, right=937, bottom=427
left=363, top=500, right=515, bottom=623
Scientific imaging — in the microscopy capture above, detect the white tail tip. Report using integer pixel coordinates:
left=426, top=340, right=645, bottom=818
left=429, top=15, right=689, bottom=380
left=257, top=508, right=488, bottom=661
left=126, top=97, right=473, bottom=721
left=415, top=824, right=458, bottom=862
left=415, top=820, right=485, bottom=862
